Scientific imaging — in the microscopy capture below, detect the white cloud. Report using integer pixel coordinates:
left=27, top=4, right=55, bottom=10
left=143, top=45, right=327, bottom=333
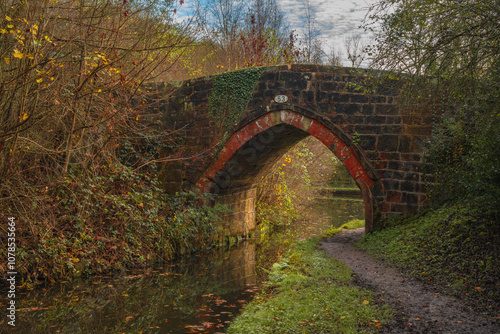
left=279, top=0, right=377, bottom=66
left=177, top=0, right=378, bottom=66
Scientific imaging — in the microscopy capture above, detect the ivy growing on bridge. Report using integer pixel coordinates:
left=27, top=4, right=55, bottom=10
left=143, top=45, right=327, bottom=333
left=208, top=67, right=267, bottom=135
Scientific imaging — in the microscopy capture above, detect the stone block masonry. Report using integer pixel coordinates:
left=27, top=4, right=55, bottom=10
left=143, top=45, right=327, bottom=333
left=145, top=64, right=434, bottom=236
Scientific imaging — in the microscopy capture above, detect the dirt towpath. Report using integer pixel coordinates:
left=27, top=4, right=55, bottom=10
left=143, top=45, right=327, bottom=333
left=319, top=228, right=500, bottom=333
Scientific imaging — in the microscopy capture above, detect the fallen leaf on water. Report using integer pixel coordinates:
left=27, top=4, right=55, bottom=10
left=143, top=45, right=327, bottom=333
left=202, top=322, right=214, bottom=329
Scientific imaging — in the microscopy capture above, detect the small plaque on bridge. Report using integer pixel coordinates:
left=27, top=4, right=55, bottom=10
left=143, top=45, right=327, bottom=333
left=274, top=95, right=288, bottom=103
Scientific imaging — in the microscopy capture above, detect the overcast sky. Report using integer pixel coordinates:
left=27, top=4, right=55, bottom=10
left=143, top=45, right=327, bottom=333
left=177, top=0, right=378, bottom=66
left=278, top=0, right=376, bottom=65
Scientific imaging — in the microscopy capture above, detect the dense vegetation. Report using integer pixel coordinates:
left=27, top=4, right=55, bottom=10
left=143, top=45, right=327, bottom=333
left=358, top=198, right=500, bottom=316
left=0, top=0, right=306, bottom=282
left=365, top=0, right=500, bottom=206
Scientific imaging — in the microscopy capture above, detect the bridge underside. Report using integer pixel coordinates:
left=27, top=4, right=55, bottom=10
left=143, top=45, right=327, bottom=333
left=210, top=124, right=309, bottom=236
left=196, top=110, right=379, bottom=237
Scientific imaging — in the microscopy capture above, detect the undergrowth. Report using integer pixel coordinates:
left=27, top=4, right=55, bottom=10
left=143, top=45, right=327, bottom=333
left=227, top=237, right=393, bottom=333
left=0, top=164, right=228, bottom=284
left=357, top=197, right=500, bottom=317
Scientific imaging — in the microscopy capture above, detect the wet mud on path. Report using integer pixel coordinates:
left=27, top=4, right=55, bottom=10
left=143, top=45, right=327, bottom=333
left=320, top=228, right=500, bottom=333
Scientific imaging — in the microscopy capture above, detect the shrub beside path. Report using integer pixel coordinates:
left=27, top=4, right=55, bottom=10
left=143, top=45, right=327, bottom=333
left=320, top=228, right=500, bottom=333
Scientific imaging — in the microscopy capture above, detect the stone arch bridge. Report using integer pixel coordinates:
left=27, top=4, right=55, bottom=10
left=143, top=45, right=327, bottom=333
left=145, top=64, right=433, bottom=236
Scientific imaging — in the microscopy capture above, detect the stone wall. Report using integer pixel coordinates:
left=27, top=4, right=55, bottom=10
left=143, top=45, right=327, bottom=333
left=145, top=64, right=433, bottom=235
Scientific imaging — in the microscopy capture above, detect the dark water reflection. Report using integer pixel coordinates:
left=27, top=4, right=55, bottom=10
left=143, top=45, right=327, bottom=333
left=0, top=198, right=363, bottom=333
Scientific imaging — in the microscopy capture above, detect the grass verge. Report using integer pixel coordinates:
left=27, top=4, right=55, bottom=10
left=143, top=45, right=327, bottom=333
left=322, top=219, right=365, bottom=237
left=227, top=237, right=393, bottom=333
left=357, top=197, right=500, bottom=317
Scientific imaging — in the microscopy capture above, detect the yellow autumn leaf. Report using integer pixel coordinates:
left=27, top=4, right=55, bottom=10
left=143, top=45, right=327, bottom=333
left=33, top=24, right=38, bottom=30
left=44, top=35, right=51, bottom=42
left=27, top=54, right=34, bottom=59
left=13, top=50, right=24, bottom=59
left=4, top=57, right=10, bottom=64
left=72, top=257, right=80, bottom=263
left=5, top=16, right=12, bottom=21
left=22, top=113, right=28, bottom=121
left=36, top=78, right=43, bottom=83
left=0, top=29, right=6, bottom=34
left=362, top=300, right=369, bottom=305
left=7, top=24, right=13, bottom=29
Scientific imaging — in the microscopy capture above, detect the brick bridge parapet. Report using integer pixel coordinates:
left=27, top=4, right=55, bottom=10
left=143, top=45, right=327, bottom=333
left=144, top=64, right=433, bottom=235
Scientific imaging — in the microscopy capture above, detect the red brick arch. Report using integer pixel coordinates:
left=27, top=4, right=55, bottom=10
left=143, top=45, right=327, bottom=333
left=195, top=109, right=378, bottom=232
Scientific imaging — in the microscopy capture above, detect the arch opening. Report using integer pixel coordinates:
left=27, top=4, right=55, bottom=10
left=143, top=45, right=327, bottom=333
left=195, top=110, right=378, bottom=236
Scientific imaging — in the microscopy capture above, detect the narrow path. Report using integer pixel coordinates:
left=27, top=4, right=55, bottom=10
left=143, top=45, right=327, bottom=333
left=319, top=228, right=500, bottom=333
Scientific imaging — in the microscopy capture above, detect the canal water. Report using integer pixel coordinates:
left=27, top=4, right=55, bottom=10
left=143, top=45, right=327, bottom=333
left=0, top=197, right=364, bottom=333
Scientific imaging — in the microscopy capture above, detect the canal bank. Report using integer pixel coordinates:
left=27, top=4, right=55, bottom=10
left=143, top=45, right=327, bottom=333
left=0, top=197, right=364, bottom=333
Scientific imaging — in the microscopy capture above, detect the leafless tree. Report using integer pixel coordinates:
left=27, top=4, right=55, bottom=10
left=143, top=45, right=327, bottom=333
left=300, top=0, right=322, bottom=63
left=326, top=43, right=343, bottom=66
left=344, top=34, right=366, bottom=67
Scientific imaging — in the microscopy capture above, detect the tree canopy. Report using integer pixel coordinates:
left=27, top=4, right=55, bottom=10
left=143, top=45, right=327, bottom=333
left=366, top=0, right=500, bottom=204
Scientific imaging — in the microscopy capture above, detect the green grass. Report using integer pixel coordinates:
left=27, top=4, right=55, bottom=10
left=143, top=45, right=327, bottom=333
left=357, top=197, right=500, bottom=316
left=341, top=219, right=365, bottom=230
left=322, top=219, right=365, bottom=237
left=227, top=237, right=393, bottom=333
